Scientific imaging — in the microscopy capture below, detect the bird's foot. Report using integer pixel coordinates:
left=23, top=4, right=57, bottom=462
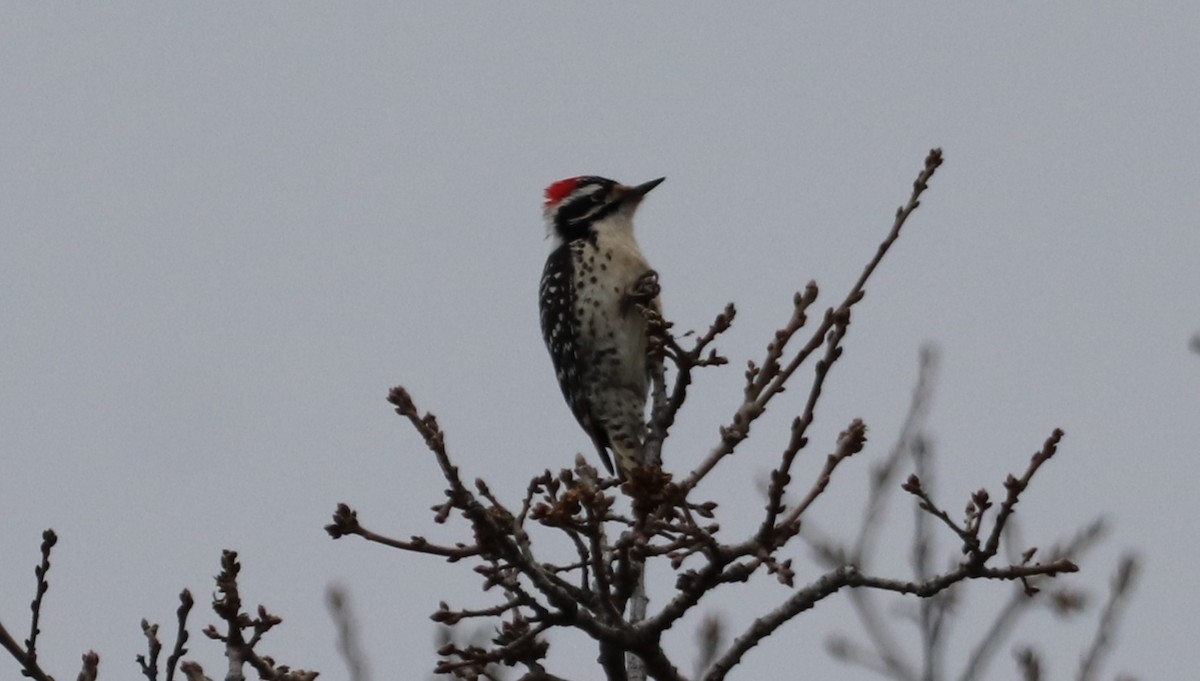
left=629, top=269, right=660, bottom=303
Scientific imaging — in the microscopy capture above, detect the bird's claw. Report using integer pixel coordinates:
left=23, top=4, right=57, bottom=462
left=630, top=270, right=661, bottom=303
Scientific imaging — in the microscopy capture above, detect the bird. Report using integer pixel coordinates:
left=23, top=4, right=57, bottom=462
left=538, top=175, right=665, bottom=478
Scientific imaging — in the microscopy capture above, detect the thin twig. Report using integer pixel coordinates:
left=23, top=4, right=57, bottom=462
left=684, top=149, right=944, bottom=494
left=957, top=518, right=1107, bottom=681
left=976, top=430, right=1064, bottom=566
left=164, top=590, right=193, bottom=681
left=27, top=529, right=57, bottom=667
left=326, top=503, right=480, bottom=560
left=0, top=620, right=54, bottom=681
left=327, top=585, right=369, bottom=681
left=853, top=345, right=938, bottom=562
left=75, top=651, right=99, bottom=681
left=1077, top=554, right=1139, bottom=681
left=137, top=619, right=162, bottom=680
left=912, top=434, right=946, bottom=681
left=1015, top=647, right=1042, bottom=681
left=0, top=530, right=59, bottom=681
left=758, top=318, right=850, bottom=545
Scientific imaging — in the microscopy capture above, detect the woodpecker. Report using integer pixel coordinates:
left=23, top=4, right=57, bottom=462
left=539, top=175, right=665, bottom=478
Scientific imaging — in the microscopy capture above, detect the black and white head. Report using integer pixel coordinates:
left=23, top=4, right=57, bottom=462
left=542, top=176, right=665, bottom=245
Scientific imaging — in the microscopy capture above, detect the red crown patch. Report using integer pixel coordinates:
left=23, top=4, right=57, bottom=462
left=544, top=177, right=581, bottom=207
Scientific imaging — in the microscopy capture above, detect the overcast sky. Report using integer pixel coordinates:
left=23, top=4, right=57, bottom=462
left=2, top=4, right=1197, bottom=680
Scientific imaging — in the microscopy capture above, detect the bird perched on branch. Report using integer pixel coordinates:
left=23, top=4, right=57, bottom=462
left=538, top=175, right=665, bottom=478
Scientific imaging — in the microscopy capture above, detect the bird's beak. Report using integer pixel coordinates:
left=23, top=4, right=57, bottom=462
left=622, top=177, right=666, bottom=203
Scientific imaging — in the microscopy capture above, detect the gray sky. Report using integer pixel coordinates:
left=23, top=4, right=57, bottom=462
left=2, top=4, right=1197, bottom=680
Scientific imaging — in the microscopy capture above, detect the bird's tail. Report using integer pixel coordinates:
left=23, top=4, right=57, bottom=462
left=605, top=423, right=646, bottom=481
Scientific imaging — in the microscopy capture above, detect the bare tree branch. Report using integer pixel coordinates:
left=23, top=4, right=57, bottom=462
left=0, top=530, right=60, bottom=681
left=165, top=591, right=194, bottom=681
left=703, top=559, right=1075, bottom=681
left=201, top=551, right=318, bottom=681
